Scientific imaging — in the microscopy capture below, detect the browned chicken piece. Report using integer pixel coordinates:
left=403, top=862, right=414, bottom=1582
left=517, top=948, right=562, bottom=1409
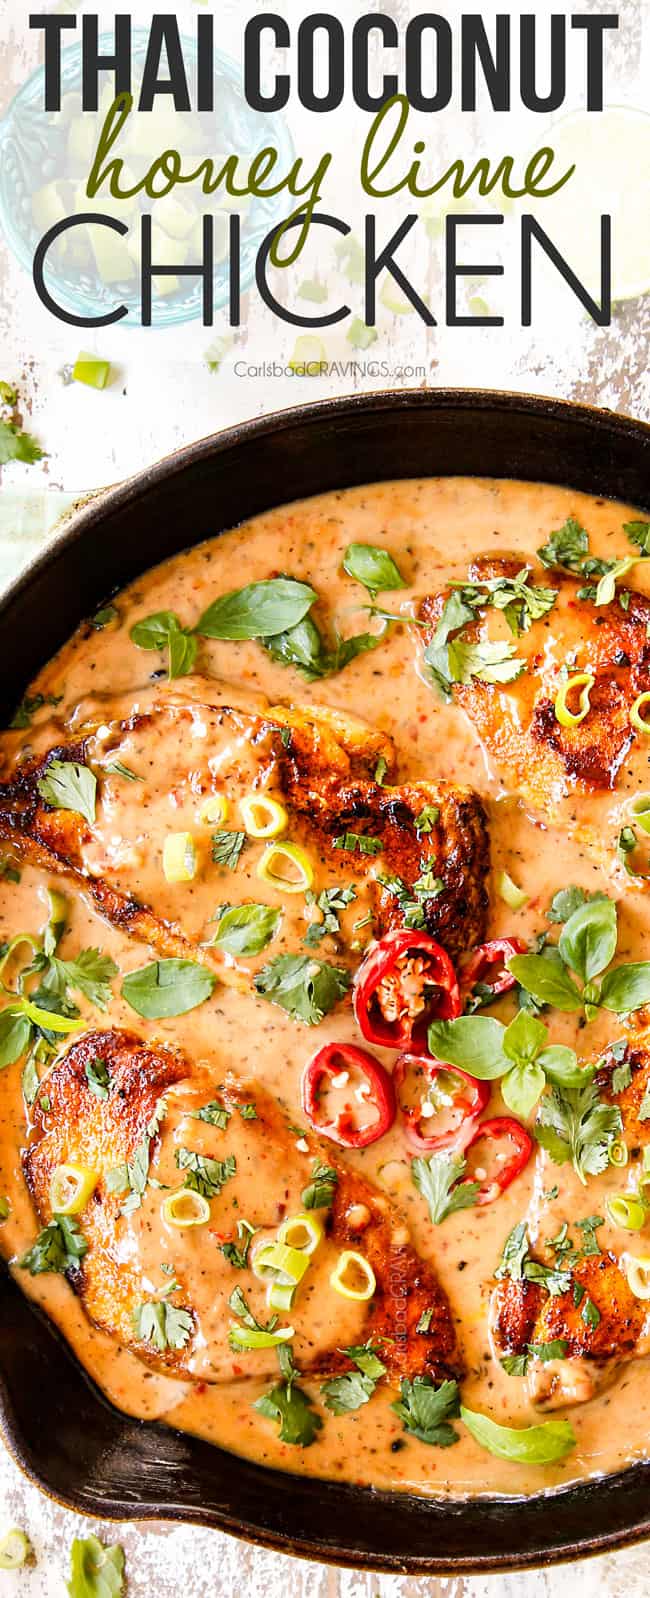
left=0, top=679, right=488, bottom=980
left=491, top=1253, right=648, bottom=1410
left=596, top=1030, right=650, bottom=1145
left=418, top=556, right=650, bottom=822
left=22, top=1028, right=461, bottom=1386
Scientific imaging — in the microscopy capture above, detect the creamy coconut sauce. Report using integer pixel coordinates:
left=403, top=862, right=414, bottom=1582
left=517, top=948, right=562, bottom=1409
left=2, top=476, right=650, bottom=1498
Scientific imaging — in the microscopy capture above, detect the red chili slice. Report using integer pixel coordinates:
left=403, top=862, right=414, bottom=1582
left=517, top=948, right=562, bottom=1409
left=394, top=1053, right=490, bottom=1153
left=301, top=1042, right=396, bottom=1148
left=464, top=1116, right=533, bottom=1205
left=461, top=939, right=527, bottom=1002
left=353, top=928, right=461, bottom=1051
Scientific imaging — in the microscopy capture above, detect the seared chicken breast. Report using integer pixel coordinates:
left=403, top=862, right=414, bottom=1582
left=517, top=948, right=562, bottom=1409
left=22, top=1029, right=461, bottom=1386
left=419, top=557, right=650, bottom=828
left=0, top=679, right=489, bottom=983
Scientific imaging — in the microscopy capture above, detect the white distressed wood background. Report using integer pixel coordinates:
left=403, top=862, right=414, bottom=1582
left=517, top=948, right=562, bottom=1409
left=2, top=0, right=650, bottom=1590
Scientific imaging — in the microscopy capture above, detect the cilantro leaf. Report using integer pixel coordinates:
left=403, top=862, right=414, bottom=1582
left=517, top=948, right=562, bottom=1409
left=0, top=419, right=44, bottom=466
left=133, top=1300, right=193, bottom=1352
left=37, top=760, right=96, bottom=825
left=536, top=1082, right=622, bottom=1184
left=304, top=885, right=356, bottom=948
left=211, top=830, right=247, bottom=870
left=254, top=954, right=351, bottom=1025
left=301, top=1160, right=338, bottom=1209
left=411, top=1151, right=480, bottom=1225
left=537, top=517, right=589, bottom=573
left=18, top=1214, right=87, bottom=1275
left=392, top=1375, right=460, bottom=1446
left=254, top=1347, right=322, bottom=1446
left=85, top=1056, right=110, bottom=1100
left=176, top=1148, right=236, bottom=1198
left=321, top=1370, right=376, bottom=1414
left=56, top=948, right=118, bottom=1010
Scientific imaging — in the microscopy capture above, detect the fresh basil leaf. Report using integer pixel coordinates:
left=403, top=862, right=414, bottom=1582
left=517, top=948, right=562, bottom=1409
left=502, top=1061, right=546, bottom=1119
left=254, top=954, right=350, bottom=1025
left=211, top=903, right=280, bottom=957
left=133, top=1300, right=193, bottom=1352
left=599, top=962, right=650, bottom=1014
left=0, top=1007, right=32, bottom=1067
left=263, top=615, right=326, bottom=676
left=536, top=1045, right=588, bottom=1089
left=67, top=1535, right=125, bottom=1598
left=392, top=1376, right=460, bottom=1447
left=558, top=898, right=617, bottom=983
left=427, top=1015, right=508, bottom=1080
left=168, top=627, right=198, bottom=679
left=37, top=760, right=96, bottom=826
left=546, top=885, right=607, bottom=924
left=461, top=1406, right=575, bottom=1463
left=130, top=611, right=183, bottom=650
left=121, top=959, right=216, bottom=1019
left=536, top=1047, right=585, bottom=1096
left=197, top=578, right=317, bottom=640
left=342, top=542, right=406, bottom=599
left=503, top=1011, right=547, bottom=1065
left=507, top=952, right=582, bottom=1013
left=411, top=1151, right=480, bottom=1225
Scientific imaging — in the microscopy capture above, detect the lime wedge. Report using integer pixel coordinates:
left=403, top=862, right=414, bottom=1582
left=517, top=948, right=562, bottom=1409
left=527, top=106, right=650, bottom=303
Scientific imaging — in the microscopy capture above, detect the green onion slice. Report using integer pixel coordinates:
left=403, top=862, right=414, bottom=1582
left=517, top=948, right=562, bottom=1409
left=496, top=870, right=528, bottom=910
left=631, top=795, right=650, bottom=834
left=0, top=1529, right=32, bottom=1570
left=609, top=1140, right=629, bottom=1168
left=606, top=1194, right=647, bottom=1231
left=252, top=1240, right=310, bottom=1286
left=554, top=673, right=594, bottom=728
left=631, top=693, right=650, bottom=734
left=229, top=1323, right=294, bottom=1350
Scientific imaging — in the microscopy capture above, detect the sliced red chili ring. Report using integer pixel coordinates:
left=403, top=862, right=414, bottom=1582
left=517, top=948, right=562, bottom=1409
left=301, top=1042, right=396, bottom=1148
left=353, top=928, right=461, bottom=1051
left=394, top=1053, right=490, bottom=1153
left=463, top=1115, right=533, bottom=1205
left=461, top=939, right=527, bottom=1003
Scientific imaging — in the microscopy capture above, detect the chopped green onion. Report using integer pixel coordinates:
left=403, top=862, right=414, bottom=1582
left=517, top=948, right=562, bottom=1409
left=631, top=795, right=650, bottom=835
left=71, top=352, right=111, bottom=390
left=252, top=1240, right=310, bottom=1286
left=496, top=870, right=528, bottom=910
left=268, top=1280, right=297, bottom=1311
left=623, top=1253, right=650, bottom=1299
left=631, top=693, right=650, bottom=734
left=0, top=1529, right=32, bottom=1570
left=606, top=1194, right=647, bottom=1231
left=277, top=1211, right=323, bottom=1255
left=554, top=672, right=594, bottom=728
left=229, top=1323, right=294, bottom=1350
left=609, top=1140, right=629, bottom=1168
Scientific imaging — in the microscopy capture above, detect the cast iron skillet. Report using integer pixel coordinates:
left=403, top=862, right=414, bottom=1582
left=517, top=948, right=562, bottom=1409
left=2, top=390, right=650, bottom=1573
